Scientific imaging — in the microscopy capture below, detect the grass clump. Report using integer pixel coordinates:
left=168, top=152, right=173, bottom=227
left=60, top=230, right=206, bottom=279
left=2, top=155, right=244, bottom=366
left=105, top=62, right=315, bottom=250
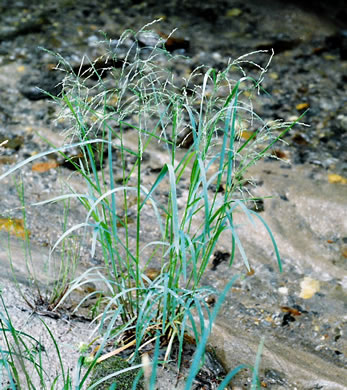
left=0, top=293, right=72, bottom=389
left=0, top=21, right=303, bottom=389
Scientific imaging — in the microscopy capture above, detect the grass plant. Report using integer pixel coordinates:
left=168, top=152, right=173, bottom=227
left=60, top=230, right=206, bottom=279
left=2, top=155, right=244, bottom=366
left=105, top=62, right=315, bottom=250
left=0, top=22, right=303, bottom=389
left=0, top=293, right=72, bottom=389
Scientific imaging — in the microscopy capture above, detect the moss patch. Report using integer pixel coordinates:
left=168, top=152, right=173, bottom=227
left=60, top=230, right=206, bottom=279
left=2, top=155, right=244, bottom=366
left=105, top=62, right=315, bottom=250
left=89, top=356, right=143, bottom=390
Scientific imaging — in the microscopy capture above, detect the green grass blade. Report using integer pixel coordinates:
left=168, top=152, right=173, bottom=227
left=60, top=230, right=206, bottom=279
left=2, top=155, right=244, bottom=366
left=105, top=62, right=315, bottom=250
left=226, top=212, right=250, bottom=271
left=184, top=274, right=239, bottom=389
left=248, top=210, right=282, bottom=272
left=217, top=364, right=249, bottom=389
left=251, top=337, right=265, bottom=390
left=40, top=318, right=67, bottom=385
left=166, top=164, right=179, bottom=252
left=140, top=165, right=168, bottom=210
left=149, top=332, right=161, bottom=389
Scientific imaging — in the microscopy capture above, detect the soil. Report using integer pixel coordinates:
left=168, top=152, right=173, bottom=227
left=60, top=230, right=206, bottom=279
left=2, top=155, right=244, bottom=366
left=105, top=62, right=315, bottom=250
left=0, top=1, right=346, bottom=389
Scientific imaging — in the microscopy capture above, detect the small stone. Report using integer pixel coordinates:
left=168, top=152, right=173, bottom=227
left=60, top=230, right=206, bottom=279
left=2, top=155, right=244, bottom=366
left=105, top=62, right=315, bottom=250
left=138, top=31, right=161, bottom=48
left=19, top=70, right=63, bottom=101
left=299, top=277, right=320, bottom=299
left=278, top=287, right=288, bottom=295
left=337, top=114, right=347, bottom=131
left=212, top=52, right=222, bottom=61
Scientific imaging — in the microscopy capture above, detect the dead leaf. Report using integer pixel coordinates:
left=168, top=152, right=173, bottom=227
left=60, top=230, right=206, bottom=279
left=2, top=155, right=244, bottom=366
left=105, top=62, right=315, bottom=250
left=240, top=130, right=256, bottom=140
left=281, top=306, right=301, bottom=316
left=271, top=149, right=288, bottom=159
left=183, top=333, right=196, bottom=345
left=296, top=102, right=309, bottom=110
left=32, top=160, right=59, bottom=173
left=247, top=267, right=255, bottom=276
left=97, top=338, right=137, bottom=363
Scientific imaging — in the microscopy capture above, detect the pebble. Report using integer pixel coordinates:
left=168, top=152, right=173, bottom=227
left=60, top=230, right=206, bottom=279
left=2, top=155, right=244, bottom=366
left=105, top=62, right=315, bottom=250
left=278, top=286, right=288, bottom=295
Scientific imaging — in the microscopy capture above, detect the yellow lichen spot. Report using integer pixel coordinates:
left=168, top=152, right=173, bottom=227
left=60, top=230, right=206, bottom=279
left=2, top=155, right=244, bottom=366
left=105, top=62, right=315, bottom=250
left=299, top=277, right=320, bottom=299
left=0, top=218, right=29, bottom=240
left=328, top=173, right=347, bottom=184
left=17, top=65, right=26, bottom=73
